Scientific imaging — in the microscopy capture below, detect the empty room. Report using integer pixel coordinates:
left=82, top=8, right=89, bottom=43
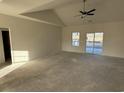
left=0, top=0, right=124, bottom=92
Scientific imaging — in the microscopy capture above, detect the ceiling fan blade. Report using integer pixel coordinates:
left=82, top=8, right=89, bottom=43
left=80, top=11, right=83, bottom=13
left=87, top=9, right=96, bottom=14
left=87, top=13, right=94, bottom=15
left=80, top=11, right=87, bottom=15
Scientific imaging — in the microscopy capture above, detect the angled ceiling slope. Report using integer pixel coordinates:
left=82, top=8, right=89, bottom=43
left=0, top=0, right=75, bottom=26
left=22, top=10, right=65, bottom=26
left=0, top=0, right=56, bottom=15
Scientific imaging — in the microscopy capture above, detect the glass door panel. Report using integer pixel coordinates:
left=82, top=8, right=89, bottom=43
left=85, top=32, right=104, bottom=55
left=94, top=32, right=104, bottom=54
left=86, top=33, right=94, bottom=53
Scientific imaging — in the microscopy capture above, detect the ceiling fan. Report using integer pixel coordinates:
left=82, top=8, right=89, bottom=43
left=76, top=0, right=96, bottom=19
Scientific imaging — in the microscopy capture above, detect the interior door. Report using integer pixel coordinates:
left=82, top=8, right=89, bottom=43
left=2, top=31, right=12, bottom=63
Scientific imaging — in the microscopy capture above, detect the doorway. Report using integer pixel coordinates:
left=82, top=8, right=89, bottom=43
left=85, top=32, right=104, bottom=55
left=2, top=31, right=12, bottom=63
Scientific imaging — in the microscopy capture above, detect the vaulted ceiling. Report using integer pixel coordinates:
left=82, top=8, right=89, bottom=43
left=0, top=0, right=124, bottom=26
left=55, top=0, right=124, bottom=26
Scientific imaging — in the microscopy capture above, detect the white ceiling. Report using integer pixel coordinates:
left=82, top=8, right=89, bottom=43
left=55, top=0, right=124, bottom=26
left=0, top=0, right=124, bottom=26
left=0, top=0, right=75, bottom=15
left=0, top=0, right=54, bottom=15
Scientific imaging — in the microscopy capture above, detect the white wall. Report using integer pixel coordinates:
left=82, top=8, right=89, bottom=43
left=0, top=13, right=62, bottom=63
left=62, top=21, right=124, bottom=58
left=0, top=31, right=5, bottom=63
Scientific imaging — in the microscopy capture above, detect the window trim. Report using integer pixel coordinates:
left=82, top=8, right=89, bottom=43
left=71, top=32, right=80, bottom=47
left=85, top=32, right=104, bottom=55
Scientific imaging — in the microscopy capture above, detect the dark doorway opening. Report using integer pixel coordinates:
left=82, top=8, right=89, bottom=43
left=2, top=31, right=12, bottom=64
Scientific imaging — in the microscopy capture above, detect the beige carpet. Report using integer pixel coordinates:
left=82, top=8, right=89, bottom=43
left=0, top=52, right=124, bottom=92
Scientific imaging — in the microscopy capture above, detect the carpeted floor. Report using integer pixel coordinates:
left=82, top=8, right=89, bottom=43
left=0, top=52, right=124, bottom=92
left=0, top=63, right=11, bottom=70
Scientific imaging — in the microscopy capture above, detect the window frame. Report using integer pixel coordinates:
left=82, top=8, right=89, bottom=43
left=71, top=32, right=80, bottom=47
left=85, top=32, right=104, bottom=55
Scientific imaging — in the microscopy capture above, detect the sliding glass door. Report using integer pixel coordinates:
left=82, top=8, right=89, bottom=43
left=86, top=33, right=94, bottom=54
left=86, top=32, right=104, bottom=55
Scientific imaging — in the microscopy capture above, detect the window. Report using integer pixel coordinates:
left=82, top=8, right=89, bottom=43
left=86, top=32, right=104, bottom=54
left=72, top=32, right=80, bottom=47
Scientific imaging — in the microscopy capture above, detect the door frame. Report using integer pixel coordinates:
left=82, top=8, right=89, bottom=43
left=1, top=28, right=13, bottom=63
left=85, top=32, right=104, bottom=55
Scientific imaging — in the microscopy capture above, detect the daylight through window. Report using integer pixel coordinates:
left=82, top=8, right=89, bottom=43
left=72, top=32, right=80, bottom=47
